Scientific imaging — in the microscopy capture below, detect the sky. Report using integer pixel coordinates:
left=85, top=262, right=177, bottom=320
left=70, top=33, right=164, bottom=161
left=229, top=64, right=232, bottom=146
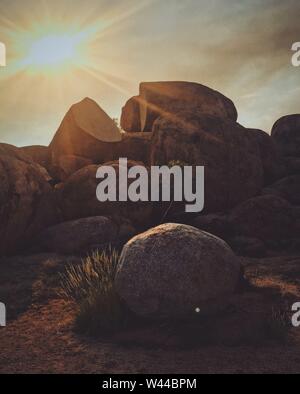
left=0, top=0, right=300, bottom=146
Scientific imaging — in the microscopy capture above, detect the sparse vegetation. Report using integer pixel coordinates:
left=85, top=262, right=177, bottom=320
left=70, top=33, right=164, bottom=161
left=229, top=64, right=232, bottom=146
left=59, top=247, right=129, bottom=336
left=167, top=160, right=189, bottom=168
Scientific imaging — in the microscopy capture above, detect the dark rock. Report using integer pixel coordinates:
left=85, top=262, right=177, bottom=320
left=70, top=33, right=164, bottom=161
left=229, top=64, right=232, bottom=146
left=49, top=154, right=93, bottom=182
left=228, top=236, right=266, bottom=257
left=0, top=143, right=61, bottom=255
left=59, top=161, right=158, bottom=228
left=230, top=195, right=300, bottom=241
left=285, top=156, right=300, bottom=175
left=151, top=112, right=263, bottom=212
left=34, top=216, right=136, bottom=255
left=191, top=213, right=234, bottom=240
left=245, top=128, right=285, bottom=184
left=262, top=175, right=300, bottom=206
left=121, top=81, right=238, bottom=132
left=271, top=114, right=300, bottom=157
left=116, top=132, right=151, bottom=165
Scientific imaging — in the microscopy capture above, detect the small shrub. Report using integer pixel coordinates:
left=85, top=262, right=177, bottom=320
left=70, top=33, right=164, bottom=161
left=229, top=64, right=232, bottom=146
left=59, top=247, right=129, bottom=336
left=167, top=160, right=189, bottom=168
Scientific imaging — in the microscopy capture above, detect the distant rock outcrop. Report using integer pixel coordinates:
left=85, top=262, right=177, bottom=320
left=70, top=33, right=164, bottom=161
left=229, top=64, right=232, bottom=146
left=115, top=223, right=241, bottom=319
left=0, top=143, right=61, bottom=255
left=50, top=97, right=122, bottom=165
left=271, top=114, right=300, bottom=156
left=48, top=98, right=153, bottom=181
left=121, top=81, right=238, bottom=132
left=151, top=112, right=263, bottom=211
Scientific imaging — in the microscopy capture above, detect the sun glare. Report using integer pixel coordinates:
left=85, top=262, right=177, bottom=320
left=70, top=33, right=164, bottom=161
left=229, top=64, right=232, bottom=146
left=26, top=34, right=78, bottom=68
left=15, top=25, right=96, bottom=75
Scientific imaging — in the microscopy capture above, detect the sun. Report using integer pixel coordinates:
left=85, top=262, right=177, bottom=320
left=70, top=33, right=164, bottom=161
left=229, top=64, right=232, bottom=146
left=26, top=34, right=79, bottom=69
left=14, top=24, right=96, bottom=75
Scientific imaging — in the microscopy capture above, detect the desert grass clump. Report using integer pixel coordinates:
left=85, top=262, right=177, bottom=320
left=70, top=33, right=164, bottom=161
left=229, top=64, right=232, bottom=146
left=59, top=247, right=128, bottom=336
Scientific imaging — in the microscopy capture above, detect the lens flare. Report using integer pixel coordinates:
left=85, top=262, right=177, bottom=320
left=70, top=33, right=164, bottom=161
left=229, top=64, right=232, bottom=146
left=26, top=34, right=78, bottom=67
left=13, top=23, right=97, bottom=75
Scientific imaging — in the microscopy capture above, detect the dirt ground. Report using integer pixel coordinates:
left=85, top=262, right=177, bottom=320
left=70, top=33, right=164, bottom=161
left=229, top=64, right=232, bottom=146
left=0, top=253, right=300, bottom=374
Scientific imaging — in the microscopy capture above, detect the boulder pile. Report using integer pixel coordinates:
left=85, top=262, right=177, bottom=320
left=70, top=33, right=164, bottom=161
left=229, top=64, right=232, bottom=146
left=0, top=80, right=297, bottom=263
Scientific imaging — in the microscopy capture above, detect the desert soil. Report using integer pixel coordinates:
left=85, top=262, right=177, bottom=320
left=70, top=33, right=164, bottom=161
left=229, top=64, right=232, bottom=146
left=0, top=253, right=300, bottom=374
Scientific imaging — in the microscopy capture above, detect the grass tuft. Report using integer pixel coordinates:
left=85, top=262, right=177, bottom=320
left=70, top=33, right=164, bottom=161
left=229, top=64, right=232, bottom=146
left=59, top=247, right=129, bottom=336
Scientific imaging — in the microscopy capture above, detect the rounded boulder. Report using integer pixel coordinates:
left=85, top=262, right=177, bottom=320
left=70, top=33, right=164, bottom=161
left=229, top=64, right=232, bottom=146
left=115, top=223, right=241, bottom=319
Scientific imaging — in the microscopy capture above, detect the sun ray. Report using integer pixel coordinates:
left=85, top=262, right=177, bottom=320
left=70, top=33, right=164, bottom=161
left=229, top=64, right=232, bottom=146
left=80, top=65, right=133, bottom=97
left=0, top=0, right=161, bottom=145
left=89, top=0, right=159, bottom=41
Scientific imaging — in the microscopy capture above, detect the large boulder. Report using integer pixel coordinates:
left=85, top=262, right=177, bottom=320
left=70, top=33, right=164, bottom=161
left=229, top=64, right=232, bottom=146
left=49, top=154, right=93, bottom=182
left=21, top=145, right=50, bottom=170
left=0, top=144, right=61, bottom=255
left=191, top=213, right=234, bottom=241
left=50, top=98, right=122, bottom=164
left=116, top=132, right=151, bottom=165
left=151, top=112, right=264, bottom=212
left=245, top=128, right=285, bottom=184
left=230, top=195, right=300, bottom=241
left=49, top=96, right=152, bottom=181
left=121, top=81, right=238, bottom=132
left=115, top=223, right=241, bottom=319
left=50, top=132, right=152, bottom=182
left=120, top=96, right=141, bottom=132
left=285, top=156, right=300, bottom=175
left=34, top=216, right=136, bottom=255
left=59, top=161, right=158, bottom=228
left=271, top=114, right=300, bottom=157
left=262, top=175, right=300, bottom=205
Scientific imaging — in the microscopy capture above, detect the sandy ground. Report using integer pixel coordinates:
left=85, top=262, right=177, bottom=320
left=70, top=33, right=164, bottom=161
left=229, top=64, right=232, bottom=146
left=0, top=253, right=300, bottom=374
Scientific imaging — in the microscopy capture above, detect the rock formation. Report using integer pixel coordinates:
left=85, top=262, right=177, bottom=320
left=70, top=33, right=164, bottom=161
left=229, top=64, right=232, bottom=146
left=151, top=111, right=263, bottom=211
left=34, top=216, right=136, bottom=255
left=271, top=114, right=300, bottom=156
left=115, top=223, right=241, bottom=319
left=50, top=97, right=122, bottom=166
left=0, top=143, right=61, bottom=255
left=121, top=81, right=238, bottom=132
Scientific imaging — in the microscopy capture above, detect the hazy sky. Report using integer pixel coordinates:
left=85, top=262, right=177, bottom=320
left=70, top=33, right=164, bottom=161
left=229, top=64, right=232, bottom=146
left=0, top=0, right=300, bottom=146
